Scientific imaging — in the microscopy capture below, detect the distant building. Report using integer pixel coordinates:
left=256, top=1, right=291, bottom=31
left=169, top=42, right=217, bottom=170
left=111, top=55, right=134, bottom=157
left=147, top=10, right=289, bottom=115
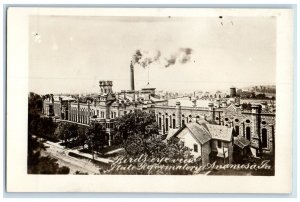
left=230, top=87, right=237, bottom=98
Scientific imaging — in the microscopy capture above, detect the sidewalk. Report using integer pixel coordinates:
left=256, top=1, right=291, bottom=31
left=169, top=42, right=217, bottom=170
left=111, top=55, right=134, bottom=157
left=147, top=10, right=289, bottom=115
left=44, top=141, right=113, bottom=164
left=105, top=148, right=124, bottom=155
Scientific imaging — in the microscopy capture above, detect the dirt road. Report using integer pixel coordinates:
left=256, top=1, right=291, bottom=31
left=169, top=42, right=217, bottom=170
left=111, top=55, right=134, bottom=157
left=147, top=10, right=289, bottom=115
left=41, top=142, right=104, bottom=174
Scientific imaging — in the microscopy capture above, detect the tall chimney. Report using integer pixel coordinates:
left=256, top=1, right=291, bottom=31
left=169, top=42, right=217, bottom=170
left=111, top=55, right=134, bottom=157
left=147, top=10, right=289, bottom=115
left=130, top=61, right=135, bottom=90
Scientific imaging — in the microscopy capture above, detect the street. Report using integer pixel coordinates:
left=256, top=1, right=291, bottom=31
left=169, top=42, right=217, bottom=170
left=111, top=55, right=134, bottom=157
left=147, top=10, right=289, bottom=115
left=41, top=141, right=106, bottom=174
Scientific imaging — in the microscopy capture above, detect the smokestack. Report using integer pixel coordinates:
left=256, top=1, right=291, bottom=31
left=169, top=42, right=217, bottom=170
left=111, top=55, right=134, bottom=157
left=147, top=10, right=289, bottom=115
left=130, top=61, right=135, bottom=91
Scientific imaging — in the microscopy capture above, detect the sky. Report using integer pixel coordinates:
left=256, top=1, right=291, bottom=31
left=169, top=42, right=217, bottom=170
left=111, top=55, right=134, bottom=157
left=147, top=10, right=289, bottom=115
left=29, top=15, right=276, bottom=94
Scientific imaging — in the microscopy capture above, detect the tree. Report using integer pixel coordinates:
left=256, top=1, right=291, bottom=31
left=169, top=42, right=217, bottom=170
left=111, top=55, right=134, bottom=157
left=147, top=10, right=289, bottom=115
left=107, top=110, right=197, bottom=175
left=28, top=92, right=70, bottom=174
left=76, top=125, right=88, bottom=149
left=114, top=110, right=159, bottom=155
left=86, top=122, right=107, bottom=159
left=28, top=92, right=43, bottom=115
left=104, top=135, right=196, bottom=175
left=255, top=93, right=266, bottom=99
left=56, top=122, right=79, bottom=147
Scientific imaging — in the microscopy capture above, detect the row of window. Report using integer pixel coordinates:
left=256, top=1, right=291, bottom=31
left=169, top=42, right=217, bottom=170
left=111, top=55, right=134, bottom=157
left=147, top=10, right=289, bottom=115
left=219, top=117, right=268, bottom=125
left=157, top=115, right=201, bottom=132
left=69, top=109, right=118, bottom=119
left=157, top=117, right=177, bottom=131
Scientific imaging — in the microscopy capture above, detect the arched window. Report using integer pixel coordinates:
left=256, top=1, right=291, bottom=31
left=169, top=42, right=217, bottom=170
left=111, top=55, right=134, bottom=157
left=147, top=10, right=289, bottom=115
left=182, top=119, right=185, bottom=127
left=173, top=119, right=176, bottom=129
left=262, top=128, right=268, bottom=148
left=246, top=127, right=251, bottom=140
left=159, top=117, right=162, bottom=130
left=235, top=125, right=239, bottom=137
left=165, top=118, right=169, bottom=132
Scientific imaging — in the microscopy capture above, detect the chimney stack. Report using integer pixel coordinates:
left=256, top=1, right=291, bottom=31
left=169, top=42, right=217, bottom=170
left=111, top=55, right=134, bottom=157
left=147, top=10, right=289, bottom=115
left=130, top=61, right=135, bottom=91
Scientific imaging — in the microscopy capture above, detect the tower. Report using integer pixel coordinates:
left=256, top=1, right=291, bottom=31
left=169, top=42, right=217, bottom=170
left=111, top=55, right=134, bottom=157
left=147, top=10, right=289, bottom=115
left=175, top=102, right=182, bottom=129
left=230, top=87, right=237, bottom=98
left=99, top=81, right=113, bottom=94
left=130, top=62, right=135, bottom=91
left=251, top=104, right=262, bottom=156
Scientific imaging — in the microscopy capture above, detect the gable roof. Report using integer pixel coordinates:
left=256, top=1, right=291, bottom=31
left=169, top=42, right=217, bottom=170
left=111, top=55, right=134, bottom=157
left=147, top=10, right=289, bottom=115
left=176, top=122, right=212, bottom=145
left=166, top=128, right=179, bottom=141
left=234, top=136, right=251, bottom=149
left=206, top=124, right=233, bottom=142
left=226, top=103, right=237, bottom=112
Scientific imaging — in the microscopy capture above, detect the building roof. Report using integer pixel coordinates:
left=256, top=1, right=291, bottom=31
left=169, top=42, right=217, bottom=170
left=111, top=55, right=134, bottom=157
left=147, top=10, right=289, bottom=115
left=168, top=98, right=210, bottom=108
left=234, top=136, right=251, bottom=149
left=53, top=95, right=76, bottom=102
left=166, top=128, right=179, bottom=141
left=206, top=124, right=233, bottom=142
left=141, top=82, right=156, bottom=90
left=150, top=96, right=166, bottom=102
left=183, top=122, right=212, bottom=145
left=171, top=121, right=233, bottom=145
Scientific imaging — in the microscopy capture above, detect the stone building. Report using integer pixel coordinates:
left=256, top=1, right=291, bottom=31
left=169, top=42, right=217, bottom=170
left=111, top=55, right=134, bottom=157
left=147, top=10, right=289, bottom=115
left=42, top=80, right=275, bottom=156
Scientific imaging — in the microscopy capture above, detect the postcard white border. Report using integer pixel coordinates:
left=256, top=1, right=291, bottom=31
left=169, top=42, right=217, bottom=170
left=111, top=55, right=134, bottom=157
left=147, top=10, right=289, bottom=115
left=6, top=7, right=294, bottom=193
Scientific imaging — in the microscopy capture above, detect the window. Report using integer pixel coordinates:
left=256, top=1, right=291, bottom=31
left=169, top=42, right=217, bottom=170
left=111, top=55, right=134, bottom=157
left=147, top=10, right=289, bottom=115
left=182, top=120, right=185, bottom=126
left=225, top=118, right=229, bottom=121
left=173, top=119, right=176, bottom=129
left=246, top=119, right=250, bottom=123
left=246, top=127, right=251, bottom=140
left=165, top=118, right=169, bottom=131
left=159, top=117, right=162, bottom=129
left=217, top=140, right=222, bottom=148
left=262, top=128, right=268, bottom=148
left=235, top=125, right=239, bottom=136
left=193, top=144, right=198, bottom=152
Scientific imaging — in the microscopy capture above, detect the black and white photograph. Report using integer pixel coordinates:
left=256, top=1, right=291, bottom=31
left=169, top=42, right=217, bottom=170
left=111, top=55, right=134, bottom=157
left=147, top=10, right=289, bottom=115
left=6, top=7, right=294, bottom=193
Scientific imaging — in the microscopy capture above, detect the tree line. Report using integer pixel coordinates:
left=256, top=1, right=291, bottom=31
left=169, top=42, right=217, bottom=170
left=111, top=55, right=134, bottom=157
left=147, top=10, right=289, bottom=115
left=28, top=92, right=70, bottom=174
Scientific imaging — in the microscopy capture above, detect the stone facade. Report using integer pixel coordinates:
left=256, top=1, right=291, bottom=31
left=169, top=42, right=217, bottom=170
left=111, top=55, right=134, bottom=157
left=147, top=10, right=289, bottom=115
left=42, top=81, right=275, bottom=155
